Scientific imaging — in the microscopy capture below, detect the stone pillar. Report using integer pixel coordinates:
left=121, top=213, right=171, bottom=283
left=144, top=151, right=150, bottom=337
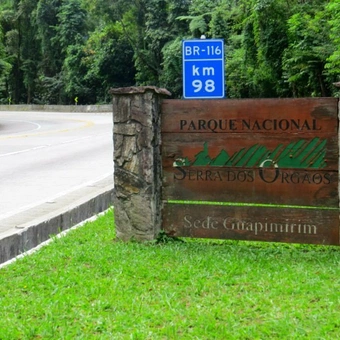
left=110, top=86, right=171, bottom=241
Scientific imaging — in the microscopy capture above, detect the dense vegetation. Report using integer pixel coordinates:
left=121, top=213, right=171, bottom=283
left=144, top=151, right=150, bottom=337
left=0, top=0, right=340, bottom=104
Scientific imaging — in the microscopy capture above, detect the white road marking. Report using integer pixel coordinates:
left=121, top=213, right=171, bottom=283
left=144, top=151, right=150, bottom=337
left=0, top=133, right=111, bottom=157
left=0, top=145, right=50, bottom=157
left=6, top=119, right=42, bottom=132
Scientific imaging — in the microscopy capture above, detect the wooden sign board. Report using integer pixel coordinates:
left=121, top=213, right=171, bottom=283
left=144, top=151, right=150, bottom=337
left=161, top=98, right=339, bottom=245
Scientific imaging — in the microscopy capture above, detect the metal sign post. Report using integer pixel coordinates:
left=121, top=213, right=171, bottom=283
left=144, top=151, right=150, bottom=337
left=182, top=39, right=225, bottom=99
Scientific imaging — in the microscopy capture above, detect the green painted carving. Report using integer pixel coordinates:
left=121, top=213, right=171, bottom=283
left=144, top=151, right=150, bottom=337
left=192, top=142, right=211, bottom=166
left=181, top=138, right=327, bottom=169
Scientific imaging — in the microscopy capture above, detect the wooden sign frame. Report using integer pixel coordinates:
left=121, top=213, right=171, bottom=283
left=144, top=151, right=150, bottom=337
left=161, top=98, right=339, bottom=245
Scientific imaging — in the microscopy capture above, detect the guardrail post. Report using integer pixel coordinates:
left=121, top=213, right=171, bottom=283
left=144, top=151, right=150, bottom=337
left=110, top=86, right=171, bottom=241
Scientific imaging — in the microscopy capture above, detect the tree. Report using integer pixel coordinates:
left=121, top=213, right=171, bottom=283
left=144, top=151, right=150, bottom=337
left=35, top=0, right=62, bottom=77
left=0, top=26, right=12, bottom=103
left=160, top=37, right=182, bottom=97
left=18, top=0, right=41, bottom=103
left=1, top=0, right=23, bottom=103
left=0, top=0, right=14, bottom=101
left=325, top=0, right=340, bottom=96
left=63, top=23, right=135, bottom=104
left=34, top=0, right=63, bottom=103
left=283, top=2, right=333, bottom=97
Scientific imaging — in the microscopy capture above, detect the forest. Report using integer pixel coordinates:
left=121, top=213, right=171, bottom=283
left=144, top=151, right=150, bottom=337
left=0, top=0, right=340, bottom=104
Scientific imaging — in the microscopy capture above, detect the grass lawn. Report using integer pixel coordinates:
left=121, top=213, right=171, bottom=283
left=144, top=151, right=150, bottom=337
left=1, top=209, right=340, bottom=339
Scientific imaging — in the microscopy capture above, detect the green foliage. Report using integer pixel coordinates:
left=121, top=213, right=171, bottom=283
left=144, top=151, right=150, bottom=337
left=80, top=23, right=135, bottom=103
left=283, top=2, right=333, bottom=97
left=0, top=22, right=11, bottom=100
left=63, top=43, right=89, bottom=103
left=55, top=0, right=87, bottom=54
left=156, top=229, right=184, bottom=243
left=325, top=0, right=340, bottom=96
left=0, top=0, right=338, bottom=103
left=35, top=0, right=63, bottom=76
left=160, top=37, right=182, bottom=97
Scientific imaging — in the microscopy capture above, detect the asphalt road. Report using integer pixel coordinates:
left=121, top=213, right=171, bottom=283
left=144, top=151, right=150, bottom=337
left=0, top=111, right=113, bottom=221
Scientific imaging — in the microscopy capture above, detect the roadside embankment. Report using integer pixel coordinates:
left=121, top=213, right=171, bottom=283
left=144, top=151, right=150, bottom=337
left=0, top=177, right=114, bottom=264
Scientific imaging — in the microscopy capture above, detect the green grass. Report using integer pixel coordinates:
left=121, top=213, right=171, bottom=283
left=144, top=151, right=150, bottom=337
left=1, top=209, right=340, bottom=339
